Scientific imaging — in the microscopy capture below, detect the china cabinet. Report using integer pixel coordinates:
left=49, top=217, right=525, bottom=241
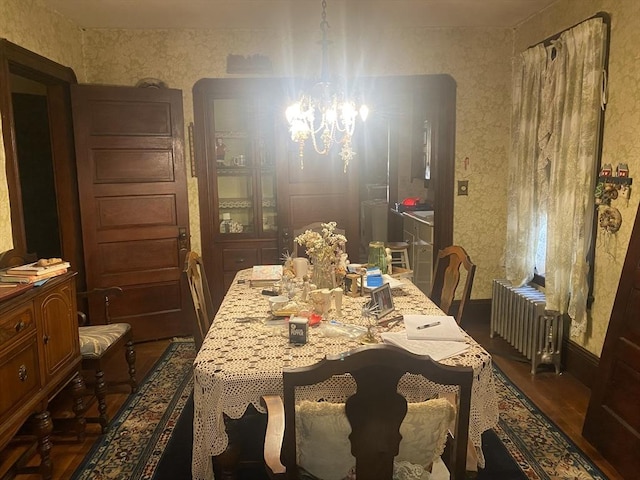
left=193, top=79, right=282, bottom=308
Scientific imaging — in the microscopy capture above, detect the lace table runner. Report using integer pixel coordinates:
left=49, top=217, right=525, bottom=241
left=192, top=269, right=498, bottom=480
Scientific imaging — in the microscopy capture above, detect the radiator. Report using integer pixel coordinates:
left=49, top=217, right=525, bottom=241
left=490, top=279, right=563, bottom=374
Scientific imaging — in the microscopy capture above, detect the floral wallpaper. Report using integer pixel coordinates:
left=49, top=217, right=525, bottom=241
left=78, top=26, right=513, bottom=302
left=1, top=0, right=636, bottom=357
left=0, top=0, right=84, bottom=257
left=0, top=0, right=83, bottom=75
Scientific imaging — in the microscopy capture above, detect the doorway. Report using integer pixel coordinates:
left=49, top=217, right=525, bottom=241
left=11, top=75, right=61, bottom=259
left=0, top=39, right=83, bottom=283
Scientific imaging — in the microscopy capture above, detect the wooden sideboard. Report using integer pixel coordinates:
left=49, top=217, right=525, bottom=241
left=0, top=273, right=84, bottom=479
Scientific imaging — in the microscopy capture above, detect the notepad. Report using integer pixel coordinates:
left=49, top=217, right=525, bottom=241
left=404, top=314, right=466, bottom=342
left=380, top=331, right=469, bottom=361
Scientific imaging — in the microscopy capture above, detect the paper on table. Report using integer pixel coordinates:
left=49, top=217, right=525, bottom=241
left=404, top=314, right=466, bottom=342
left=380, top=331, right=469, bottom=361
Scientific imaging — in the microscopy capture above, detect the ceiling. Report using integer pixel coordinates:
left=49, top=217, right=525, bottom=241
left=40, top=0, right=558, bottom=30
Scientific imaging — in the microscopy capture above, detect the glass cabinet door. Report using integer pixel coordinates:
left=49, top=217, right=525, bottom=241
left=261, top=169, right=277, bottom=233
left=212, top=94, right=277, bottom=238
left=217, top=170, right=254, bottom=234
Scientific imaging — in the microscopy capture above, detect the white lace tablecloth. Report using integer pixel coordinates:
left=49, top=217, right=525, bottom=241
left=192, top=269, right=498, bottom=480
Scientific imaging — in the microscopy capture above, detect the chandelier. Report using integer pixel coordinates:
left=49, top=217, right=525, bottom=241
left=285, top=0, right=369, bottom=172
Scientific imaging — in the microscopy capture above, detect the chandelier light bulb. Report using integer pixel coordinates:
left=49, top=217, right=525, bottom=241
left=359, top=104, right=370, bottom=122
left=285, top=0, right=368, bottom=172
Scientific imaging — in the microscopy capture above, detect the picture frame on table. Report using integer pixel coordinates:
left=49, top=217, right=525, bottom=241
left=369, top=283, right=394, bottom=319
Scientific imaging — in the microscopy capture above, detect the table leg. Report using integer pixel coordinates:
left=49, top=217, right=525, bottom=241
left=213, top=443, right=242, bottom=480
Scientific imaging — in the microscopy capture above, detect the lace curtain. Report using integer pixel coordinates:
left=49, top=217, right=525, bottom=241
left=506, top=17, right=607, bottom=338
left=506, top=44, right=549, bottom=287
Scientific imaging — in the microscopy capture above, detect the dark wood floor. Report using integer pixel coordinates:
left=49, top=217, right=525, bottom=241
left=1, top=318, right=625, bottom=480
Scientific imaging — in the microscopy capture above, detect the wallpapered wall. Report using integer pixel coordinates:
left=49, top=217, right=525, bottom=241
left=78, top=26, right=513, bottom=301
left=514, top=0, right=640, bottom=355
left=1, top=0, right=636, bottom=356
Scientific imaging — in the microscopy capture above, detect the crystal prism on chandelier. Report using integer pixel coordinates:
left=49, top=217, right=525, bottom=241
left=285, top=0, right=369, bottom=173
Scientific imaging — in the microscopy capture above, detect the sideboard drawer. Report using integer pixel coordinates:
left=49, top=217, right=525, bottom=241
left=0, top=335, right=40, bottom=422
left=222, top=248, right=258, bottom=272
left=0, top=302, right=36, bottom=351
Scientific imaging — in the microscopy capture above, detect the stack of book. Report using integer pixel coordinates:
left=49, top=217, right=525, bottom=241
left=249, top=265, right=283, bottom=287
left=0, top=260, right=70, bottom=284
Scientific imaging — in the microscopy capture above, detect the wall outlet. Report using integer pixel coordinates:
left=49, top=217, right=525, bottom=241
left=458, top=180, right=469, bottom=196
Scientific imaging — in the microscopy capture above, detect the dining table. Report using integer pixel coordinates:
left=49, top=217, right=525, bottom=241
left=192, top=269, right=499, bottom=480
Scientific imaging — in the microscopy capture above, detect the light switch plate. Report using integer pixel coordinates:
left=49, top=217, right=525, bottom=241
left=458, top=180, right=469, bottom=196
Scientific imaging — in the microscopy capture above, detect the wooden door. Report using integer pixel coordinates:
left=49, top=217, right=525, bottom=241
left=583, top=207, right=640, bottom=479
left=71, top=85, right=191, bottom=342
left=277, top=141, right=360, bottom=261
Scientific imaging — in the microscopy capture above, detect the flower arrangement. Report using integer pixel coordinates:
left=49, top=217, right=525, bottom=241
left=294, top=222, right=348, bottom=288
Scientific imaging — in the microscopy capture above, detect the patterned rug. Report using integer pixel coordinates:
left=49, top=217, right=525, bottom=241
left=71, top=339, right=196, bottom=480
left=72, top=341, right=608, bottom=480
left=490, top=364, right=607, bottom=479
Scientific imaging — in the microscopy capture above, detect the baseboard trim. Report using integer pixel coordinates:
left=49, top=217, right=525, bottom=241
left=459, top=298, right=492, bottom=325
left=563, top=339, right=599, bottom=389
left=462, top=299, right=599, bottom=389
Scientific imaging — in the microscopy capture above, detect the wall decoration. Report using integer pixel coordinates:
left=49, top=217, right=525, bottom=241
left=188, top=122, right=196, bottom=177
left=594, top=163, right=633, bottom=206
left=135, top=77, right=168, bottom=88
left=226, top=54, right=272, bottom=74
left=598, top=206, right=622, bottom=234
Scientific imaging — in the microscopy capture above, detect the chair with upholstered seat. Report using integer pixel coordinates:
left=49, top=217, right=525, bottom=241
left=77, top=286, right=137, bottom=433
left=183, top=251, right=215, bottom=350
left=261, top=343, right=473, bottom=480
left=429, top=245, right=476, bottom=326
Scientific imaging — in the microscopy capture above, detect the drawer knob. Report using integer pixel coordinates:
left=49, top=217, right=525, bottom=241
left=235, top=258, right=245, bottom=263
left=43, top=334, right=50, bottom=344
left=15, top=321, right=26, bottom=332
left=18, top=364, right=28, bottom=382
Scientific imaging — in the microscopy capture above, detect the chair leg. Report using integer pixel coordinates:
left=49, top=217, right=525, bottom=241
left=125, top=340, right=138, bottom=394
left=70, top=374, right=87, bottom=442
left=94, top=369, right=109, bottom=434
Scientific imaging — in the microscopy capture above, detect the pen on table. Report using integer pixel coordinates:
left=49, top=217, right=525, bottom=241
left=416, top=321, right=441, bottom=330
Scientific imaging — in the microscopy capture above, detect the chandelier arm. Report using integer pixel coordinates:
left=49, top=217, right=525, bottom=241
left=285, top=0, right=367, bottom=171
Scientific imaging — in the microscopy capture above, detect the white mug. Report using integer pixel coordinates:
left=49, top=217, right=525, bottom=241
left=292, top=257, right=309, bottom=279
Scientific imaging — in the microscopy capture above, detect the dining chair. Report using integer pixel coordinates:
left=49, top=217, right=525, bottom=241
left=429, top=245, right=476, bottom=326
left=261, top=343, right=473, bottom=480
left=183, top=251, right=215, bottom=350
left=77, top=286, right=137, bottom=433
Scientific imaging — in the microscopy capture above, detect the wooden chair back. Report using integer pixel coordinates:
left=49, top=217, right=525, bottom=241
left=77, top=286, right=123, bottom=326
left=183, top=251, right=215, bottom=349
left=429, top=245, right=476, bottom=325
left=272, top=344, right=473, bottom=480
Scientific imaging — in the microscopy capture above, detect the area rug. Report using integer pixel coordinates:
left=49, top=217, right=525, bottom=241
left=71, top=338, right=196, bottom=480
left=486, top=364, right=608, bottom=479
left=73, top=343, right=609, bottom=480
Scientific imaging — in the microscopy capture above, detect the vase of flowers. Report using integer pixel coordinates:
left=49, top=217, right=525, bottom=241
left=294, top=222, right=348, bottom=290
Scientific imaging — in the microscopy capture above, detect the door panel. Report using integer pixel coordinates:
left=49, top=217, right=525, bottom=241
left=583, top=207, right=640, bottom=479
left=71, top=85, right=191, bottom=341
left=277, top=145, right=360, bottom=260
